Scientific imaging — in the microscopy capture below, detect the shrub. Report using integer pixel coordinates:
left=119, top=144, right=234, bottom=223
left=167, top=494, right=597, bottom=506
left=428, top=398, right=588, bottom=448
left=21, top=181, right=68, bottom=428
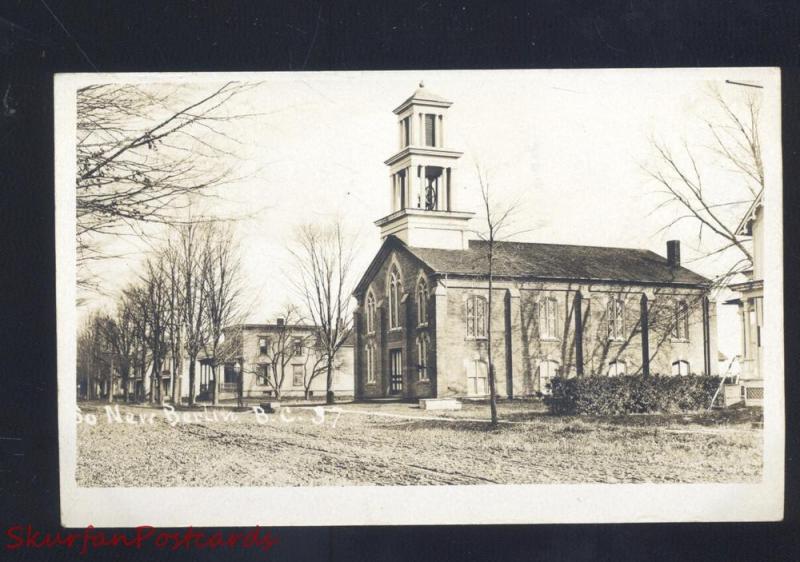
left=546, top=374, right=721, bottom=415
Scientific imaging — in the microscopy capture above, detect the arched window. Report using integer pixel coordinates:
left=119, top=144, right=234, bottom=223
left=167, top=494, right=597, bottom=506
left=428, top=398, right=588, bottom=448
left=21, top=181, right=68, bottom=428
left=537, top=360, right=560, bottom=395
left=417, top=277, right=428, bottom=326
left=365, top=291, right=376, bottom=334
left=388, top=266, right=402, bottom=329
left=416, top=335, right=429, bottom=380
left=365, top=343, right=376, bottom=384
left=607, top=360, right=626, bottom=376
left=672, top=360, right=690, bottom=376
left=538, top=297, right=559, bottom=340
left=607, top=298, right=626, bottom=341
left=466, top=295, right=487, bottom=339
left=672, top=301, right=690, bottom=340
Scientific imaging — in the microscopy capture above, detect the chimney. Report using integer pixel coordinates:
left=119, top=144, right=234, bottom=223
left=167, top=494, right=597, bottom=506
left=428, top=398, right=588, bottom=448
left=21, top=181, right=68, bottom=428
left=666, top=240, right=681, bottom=267
left=276, top=317, right=285, bottom=327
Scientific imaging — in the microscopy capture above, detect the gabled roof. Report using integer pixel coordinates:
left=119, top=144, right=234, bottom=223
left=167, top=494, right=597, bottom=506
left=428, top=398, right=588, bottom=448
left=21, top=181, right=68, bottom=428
left=735, top=190, right=763, bottom=236
left=354, top=236, right=710, bottom=295
left=353, top=236, right=432, bottom=297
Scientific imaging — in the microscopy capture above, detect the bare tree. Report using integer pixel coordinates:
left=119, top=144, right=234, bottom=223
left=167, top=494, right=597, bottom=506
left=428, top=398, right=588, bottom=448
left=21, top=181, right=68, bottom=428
left=76, top=311, right=113, bottom=400
left=257, top=305, right=304, bottom=400
left=177, top=222, right=209, bottom=406
left=124, top=284, right=151, bottom=402
left=162, top=238, right=185, bottom=404
left=472, top=167, right=528, bottom=426
left=644, top=85, right=762, bottom=286
left=201, top=223, right=243, bottom=406
left=301, top=334, right=330, bottom=401
left=141, top=256, right=170, bottom=404
left=100, top=293, right=140, bottom=402
left=76, top=81, right=258, bottom=288
left=290, top=221, right=356, bottom=405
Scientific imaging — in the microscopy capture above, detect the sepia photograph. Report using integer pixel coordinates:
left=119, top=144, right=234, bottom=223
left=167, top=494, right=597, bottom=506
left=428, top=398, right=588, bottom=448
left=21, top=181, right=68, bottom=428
left=55, top=68, right=783, bottom=526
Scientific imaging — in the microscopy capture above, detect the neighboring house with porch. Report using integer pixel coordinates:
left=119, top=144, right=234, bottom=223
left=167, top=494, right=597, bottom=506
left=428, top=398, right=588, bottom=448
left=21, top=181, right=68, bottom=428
left=352, top=83, right=719, bottom=401
left=99, top=320, right=355, bottom=403
left=725, top=191, right=765, bottom=406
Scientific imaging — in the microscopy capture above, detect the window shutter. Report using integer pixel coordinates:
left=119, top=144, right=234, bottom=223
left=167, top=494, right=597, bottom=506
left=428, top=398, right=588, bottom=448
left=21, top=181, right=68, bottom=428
left=424, top=114, right=436, bottom=146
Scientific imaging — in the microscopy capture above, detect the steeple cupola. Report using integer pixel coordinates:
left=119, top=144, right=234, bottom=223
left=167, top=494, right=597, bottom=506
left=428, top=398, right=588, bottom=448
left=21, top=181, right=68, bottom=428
left=375, top=82, right=474, bottom=250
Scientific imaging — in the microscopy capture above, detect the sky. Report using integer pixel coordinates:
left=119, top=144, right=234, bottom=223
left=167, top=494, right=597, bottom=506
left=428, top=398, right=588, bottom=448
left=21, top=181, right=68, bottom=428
left=71, top=68, right=781, bottom=361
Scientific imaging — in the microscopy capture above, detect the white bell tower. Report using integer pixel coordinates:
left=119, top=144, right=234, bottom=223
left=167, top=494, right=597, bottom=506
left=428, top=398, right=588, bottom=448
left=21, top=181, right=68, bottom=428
left=375, top=82, right=474, bottom=250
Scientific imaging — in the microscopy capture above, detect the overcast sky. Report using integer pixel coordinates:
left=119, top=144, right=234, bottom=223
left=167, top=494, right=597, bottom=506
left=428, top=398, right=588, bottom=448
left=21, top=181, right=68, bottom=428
left=71, top=68, right=780, bottom=360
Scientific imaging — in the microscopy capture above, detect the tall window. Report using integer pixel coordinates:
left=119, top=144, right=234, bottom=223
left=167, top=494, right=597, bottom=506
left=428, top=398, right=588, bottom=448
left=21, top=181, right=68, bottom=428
left=672, top=360, right=690, bottom=376
left=224, top=363, right=238, bottom=384
left=607, top=360, right=626, bottom=376
left=467, top=359, right=488, bottom=396
left=672, top=301, right=690, bottom=340
left=258, top=364, right=270, bottom=385
left=417, top=335, right=428, bottom=380
left=607, top=298, right=626, bottom=341
left=466, top=295, right=487, bottom=339
left=292, top=364, right=304, bottom=386
left=258, top=336, right=268, bottom=355
left=424, top=114, right=437, bottom=146
left=365, top=343, right=376, bottom=384
left=389, top=266, right=402, bottom=329
left=417, top=278, right=428, bottom=325
left=537, top=360, right=560, bottom=395
left=293, top=338, right=303, bottom=357
left=539, top=297, right=559, bottom=340
left=366, top=292, right=376, bottom=334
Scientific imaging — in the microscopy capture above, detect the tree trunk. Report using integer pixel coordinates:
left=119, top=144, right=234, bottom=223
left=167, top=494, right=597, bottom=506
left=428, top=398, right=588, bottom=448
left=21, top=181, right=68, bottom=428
left=149, top=364, right=156, bottom=404
left=212, top=363, right=220, bottom=406
left=487, top=243, right=499, bottom=426
left=237, top=364, right=244, bottom=408
left=271, top=366, right=281, bottom=400
left=107, top=356, right=114, bottom=403
left=188, top=359, right=196, bottom=406
left=171, top=356, right=178, bottom=404
left=325, top=357, right=334, bottom=405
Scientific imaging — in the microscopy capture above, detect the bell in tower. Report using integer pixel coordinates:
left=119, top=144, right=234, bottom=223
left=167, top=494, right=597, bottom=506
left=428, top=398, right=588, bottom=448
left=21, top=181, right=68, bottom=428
left=375, top=82, right=475, bottom=250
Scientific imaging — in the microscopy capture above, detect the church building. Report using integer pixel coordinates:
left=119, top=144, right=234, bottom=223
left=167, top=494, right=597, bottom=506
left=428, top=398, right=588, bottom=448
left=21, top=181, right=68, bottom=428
left=352, top=84, right=718, bottom=400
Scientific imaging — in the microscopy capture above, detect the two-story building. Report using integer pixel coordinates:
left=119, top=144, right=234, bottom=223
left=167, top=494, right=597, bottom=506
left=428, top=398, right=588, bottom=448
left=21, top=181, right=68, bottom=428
left=197, top=321, right=355, bottom=401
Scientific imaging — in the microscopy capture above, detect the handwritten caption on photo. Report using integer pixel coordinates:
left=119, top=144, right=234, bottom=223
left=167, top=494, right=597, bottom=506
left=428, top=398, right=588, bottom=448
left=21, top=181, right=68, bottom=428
left=5, top=525, right=278, bottom=555
left=76, top=404, right=344, bottom=427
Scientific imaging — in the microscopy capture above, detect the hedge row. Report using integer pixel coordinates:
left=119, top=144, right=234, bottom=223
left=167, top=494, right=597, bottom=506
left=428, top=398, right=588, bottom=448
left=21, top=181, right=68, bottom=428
left=545, top=374, right=721, bottom=415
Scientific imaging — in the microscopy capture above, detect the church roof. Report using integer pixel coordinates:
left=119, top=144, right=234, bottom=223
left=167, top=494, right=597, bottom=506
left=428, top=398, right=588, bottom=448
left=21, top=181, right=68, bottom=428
left=353, top=236, right=709, bottom=297
left=407, top=239, right=710, bottom=286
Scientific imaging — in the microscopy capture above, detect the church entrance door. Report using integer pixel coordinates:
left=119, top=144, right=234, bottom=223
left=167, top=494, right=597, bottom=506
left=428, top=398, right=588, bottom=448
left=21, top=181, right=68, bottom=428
left=389, top=349, right=403, bottom=395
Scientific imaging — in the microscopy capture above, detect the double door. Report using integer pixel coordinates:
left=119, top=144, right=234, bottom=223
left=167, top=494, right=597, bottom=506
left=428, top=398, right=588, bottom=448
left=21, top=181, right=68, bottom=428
left=389, top=349, right=403, bottom=395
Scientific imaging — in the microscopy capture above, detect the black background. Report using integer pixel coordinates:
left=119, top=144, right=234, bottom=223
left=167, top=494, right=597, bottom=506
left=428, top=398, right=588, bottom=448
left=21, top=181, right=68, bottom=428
left=1, top=0, right=798, bottom=560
